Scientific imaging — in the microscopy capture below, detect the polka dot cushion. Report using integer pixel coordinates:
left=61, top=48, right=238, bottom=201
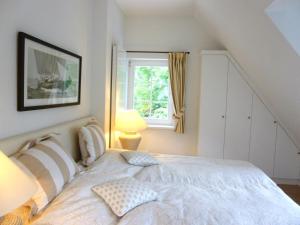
left=92, top=177, right=157, bottom=217
left=120, top=151, right=159, bottom=167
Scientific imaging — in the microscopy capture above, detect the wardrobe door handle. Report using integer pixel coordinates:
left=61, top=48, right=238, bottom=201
left=248, top=116, right=251, bottom=119
left=222, top=115, right=225, bottom=118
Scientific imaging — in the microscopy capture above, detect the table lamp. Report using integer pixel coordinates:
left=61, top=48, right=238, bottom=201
left=0, top=150, right=37, bottom=224
left=116, top=110, right=147, bottom=150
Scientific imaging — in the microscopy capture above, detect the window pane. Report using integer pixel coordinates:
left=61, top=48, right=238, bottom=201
left=133, top=100, right=151, bottom=118
left=133, top=65, right=170, bottom=120
left=151, top=101, right=168, bottom=119
left=134, top=66, right=151, bottom=102
left=151, top=67, right=169, bottom=102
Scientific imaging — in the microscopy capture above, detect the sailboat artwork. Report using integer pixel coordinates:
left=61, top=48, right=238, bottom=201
left=18, top=32, right=82, bottom=111
left=28, top=49, right=77, bottom=99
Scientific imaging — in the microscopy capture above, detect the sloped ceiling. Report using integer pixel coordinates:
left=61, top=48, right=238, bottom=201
left=194, top=0, right=300, bottom=147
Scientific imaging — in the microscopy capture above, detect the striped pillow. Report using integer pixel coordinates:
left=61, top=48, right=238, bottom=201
left=12, top=137, right=78, bottom=214
left=78, top=123, right=106, bottom=166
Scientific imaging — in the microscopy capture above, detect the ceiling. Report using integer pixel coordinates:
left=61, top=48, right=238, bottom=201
left=115, top=0, right=196, bottom=16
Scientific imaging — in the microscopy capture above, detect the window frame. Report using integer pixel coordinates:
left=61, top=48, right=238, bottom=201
left=127, top=58, right=175, bottom=127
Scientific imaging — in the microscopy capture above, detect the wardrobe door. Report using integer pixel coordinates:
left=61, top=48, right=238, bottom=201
left=199, top=55, right=228, bottom=158
left=274, top=126, right=300, bottom=179
left=249, top=96, right=277, bottom=177
left=224, top=62, right=252, bottom=161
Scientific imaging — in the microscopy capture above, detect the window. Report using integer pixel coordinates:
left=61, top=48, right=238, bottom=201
left=127, top=59, right=174, bottom=127
left=266, top=0, right=300, bottom=56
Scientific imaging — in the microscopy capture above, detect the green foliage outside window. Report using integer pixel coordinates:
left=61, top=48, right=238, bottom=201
left=133, top=66, right=170, bottom=120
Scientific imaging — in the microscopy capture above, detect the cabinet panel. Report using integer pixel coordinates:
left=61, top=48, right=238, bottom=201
left=274, top=126, right=300, bottom=179
left=249, top=96, right=277, bottom=177
left=224, top=62, right=252, bottom=161
left=199, top=55, right=228, bottom=158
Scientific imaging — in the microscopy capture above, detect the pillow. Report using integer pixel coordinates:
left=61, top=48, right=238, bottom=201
left=78, top=122, right=106, bottom=166
left=12, top=137, right=78, bottom=214
left=0, top=213, right=23, bottom=225
left=121, top=151, right=159, bottom=167
left=17, top=133, right=60, bottom=155
left=92, top=177, right=157, bottom=217
left=0, top=204, right=33, bottom=225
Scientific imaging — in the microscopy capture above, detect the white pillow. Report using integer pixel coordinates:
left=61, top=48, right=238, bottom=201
left=12, top=137, right=78, bottom=214
left=92, top=178, right=157, bottom=217
left=121, top=151, right=159, bottom=167
left=78, top=122, right=106, bottom=166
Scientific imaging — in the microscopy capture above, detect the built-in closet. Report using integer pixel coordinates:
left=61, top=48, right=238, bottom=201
left=198, top=51, right=300, bottom=181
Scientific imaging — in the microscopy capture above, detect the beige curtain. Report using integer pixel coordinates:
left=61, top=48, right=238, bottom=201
left=168, top=52, right=187, bottom=133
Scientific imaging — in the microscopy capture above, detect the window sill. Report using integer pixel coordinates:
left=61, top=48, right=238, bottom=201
left=147, top=125, right=175, bottom=130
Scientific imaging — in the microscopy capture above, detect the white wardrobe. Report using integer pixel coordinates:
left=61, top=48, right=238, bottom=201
left=198, top=51, right=300, bottom=181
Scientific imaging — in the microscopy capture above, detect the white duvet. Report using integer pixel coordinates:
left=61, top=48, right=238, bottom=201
left=32, top=150, right=300, bottom=225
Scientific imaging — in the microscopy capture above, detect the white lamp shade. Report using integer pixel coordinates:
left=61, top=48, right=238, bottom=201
left=116, top=110, right=147, bottom=133
left=0, top=151, right=37, bottom=216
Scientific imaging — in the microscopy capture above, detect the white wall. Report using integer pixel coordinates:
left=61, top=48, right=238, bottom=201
left=124, top=16, right=222, bottom=155
left=90, top=0, right=109, bottom=128
left=90, top=0, right=125, bottom=140
left=0, top=0, right=125, bottom=141
left=0, top=0, right=93, bottom=139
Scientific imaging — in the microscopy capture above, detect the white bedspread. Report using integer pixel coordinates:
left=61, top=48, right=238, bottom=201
left=31, top=150, right=300, bottom=225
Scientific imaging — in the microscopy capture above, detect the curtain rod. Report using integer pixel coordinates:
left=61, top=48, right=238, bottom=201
left=126, top=50, right=190, bottom=54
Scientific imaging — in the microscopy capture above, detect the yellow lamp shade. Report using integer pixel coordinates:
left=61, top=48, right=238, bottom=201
left=116, top=110, right=147, bottom=133
left=0, top=151, right=37, bottom=216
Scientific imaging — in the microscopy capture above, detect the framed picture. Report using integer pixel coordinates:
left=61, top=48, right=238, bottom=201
left=17, top=32, right=82, bottom=111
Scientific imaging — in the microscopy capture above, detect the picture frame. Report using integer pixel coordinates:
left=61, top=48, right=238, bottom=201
left=17, top=32, right=82, bottom=111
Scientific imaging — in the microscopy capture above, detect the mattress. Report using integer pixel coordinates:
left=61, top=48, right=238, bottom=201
left=31, top=149, right=300, bottom=225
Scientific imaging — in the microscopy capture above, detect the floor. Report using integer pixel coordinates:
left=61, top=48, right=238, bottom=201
left=278, top=184, right=300, bottom=204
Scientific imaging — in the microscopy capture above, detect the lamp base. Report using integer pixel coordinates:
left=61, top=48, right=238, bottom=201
left=119, top=132, right=142, bottom=150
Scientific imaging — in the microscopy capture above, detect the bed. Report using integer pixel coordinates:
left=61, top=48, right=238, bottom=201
left=0, top=117, right=299, bottom=225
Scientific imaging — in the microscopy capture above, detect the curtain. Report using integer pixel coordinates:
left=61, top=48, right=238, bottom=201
left=168, top=52, right=187, bottom=133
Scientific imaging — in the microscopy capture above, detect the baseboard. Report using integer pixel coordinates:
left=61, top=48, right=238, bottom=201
left=272, top=178, right=300, bottom=185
